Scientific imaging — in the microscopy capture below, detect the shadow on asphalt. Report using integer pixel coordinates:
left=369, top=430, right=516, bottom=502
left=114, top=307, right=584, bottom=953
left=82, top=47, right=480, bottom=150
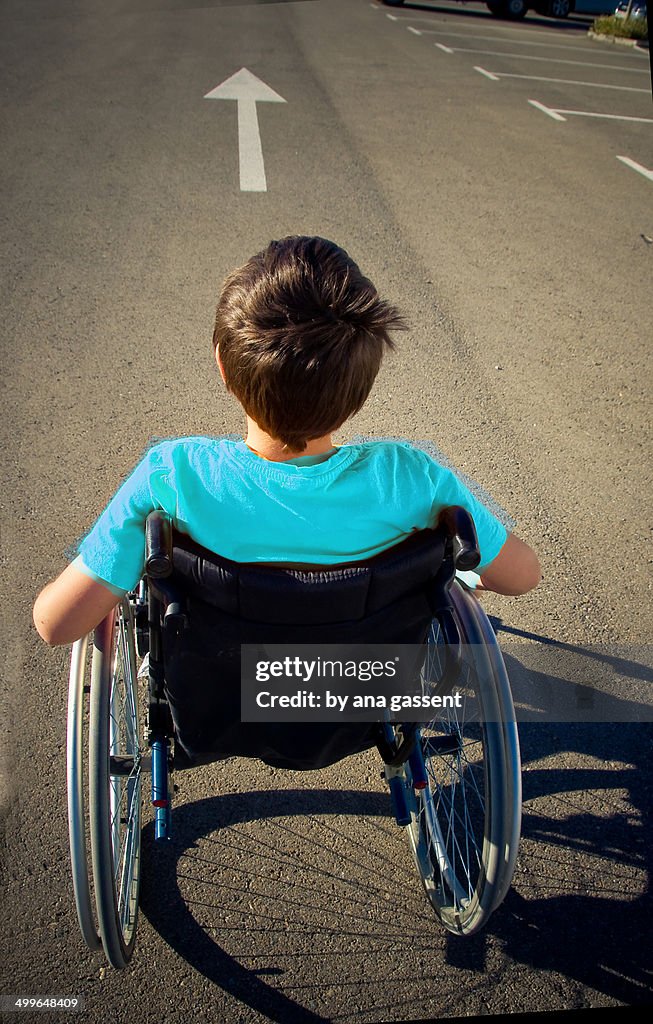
left=444, top=719, right=653, bottom=1005
left=140, top=790, right=394, bottom=1024
left=140, top=722, right=653, bottom=1020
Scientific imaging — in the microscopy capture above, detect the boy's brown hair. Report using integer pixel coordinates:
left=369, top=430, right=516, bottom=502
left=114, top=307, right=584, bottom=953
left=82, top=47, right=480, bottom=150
left=213, top=236, right=407, bottom=451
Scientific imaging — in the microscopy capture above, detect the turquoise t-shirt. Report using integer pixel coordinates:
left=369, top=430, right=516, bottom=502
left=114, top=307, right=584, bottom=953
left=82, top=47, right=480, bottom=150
left=73, top=437, right=508, bottom=594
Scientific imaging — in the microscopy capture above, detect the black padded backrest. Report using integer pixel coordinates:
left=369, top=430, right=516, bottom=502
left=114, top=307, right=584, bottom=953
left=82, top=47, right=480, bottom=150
left=158, top=528, right=451, bottom=770
left=167, top=527, right=447, bottom=625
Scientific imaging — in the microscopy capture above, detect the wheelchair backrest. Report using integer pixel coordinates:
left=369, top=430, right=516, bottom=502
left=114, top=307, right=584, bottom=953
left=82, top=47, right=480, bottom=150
left=150, top=526, right=453, bottom=770
left=166, top=525, right=449, bottom=624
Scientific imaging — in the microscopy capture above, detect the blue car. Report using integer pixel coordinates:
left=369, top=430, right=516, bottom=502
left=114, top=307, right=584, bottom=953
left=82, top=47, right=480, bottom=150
left=382, top=0, right=617, bottom=20
left=380, top=1, right=618, bottom=21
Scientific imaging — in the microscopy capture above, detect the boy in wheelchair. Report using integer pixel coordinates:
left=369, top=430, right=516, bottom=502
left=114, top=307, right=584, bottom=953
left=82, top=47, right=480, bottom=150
left=33, top=236, right=541, bottom=957
left=33, top=234, right=539, bottom=645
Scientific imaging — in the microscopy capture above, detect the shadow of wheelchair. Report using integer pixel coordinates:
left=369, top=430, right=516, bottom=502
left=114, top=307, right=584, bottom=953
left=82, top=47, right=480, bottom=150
left=139, top=723, right=653, bottom=1015
left=501, top=714, right=652, bottom=1004
left=139, top=787, right=436, bottom=1024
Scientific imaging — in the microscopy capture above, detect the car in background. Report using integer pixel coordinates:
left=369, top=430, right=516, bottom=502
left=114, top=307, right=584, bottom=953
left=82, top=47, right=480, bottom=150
left=570, top=0, right=621, bottom=12
left=381, top=0, right=617, bottom=19
left=614, top=1, right=647, bottom=18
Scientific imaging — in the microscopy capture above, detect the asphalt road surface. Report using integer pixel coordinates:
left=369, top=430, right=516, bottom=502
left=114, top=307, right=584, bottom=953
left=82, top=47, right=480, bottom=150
left=1, top=1, right=652, bottom=1021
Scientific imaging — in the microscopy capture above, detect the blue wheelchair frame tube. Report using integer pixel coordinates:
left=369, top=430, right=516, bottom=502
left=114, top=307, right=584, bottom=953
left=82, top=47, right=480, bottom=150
left=146, top=575, right=174, bottom=842
left=151, top=738, right=171, bottom=841
left=408, top=741, right=428, bottom=790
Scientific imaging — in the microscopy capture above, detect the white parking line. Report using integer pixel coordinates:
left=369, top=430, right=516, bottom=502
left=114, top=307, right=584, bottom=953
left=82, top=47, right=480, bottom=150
left=529, top=99, right=653, bottom=123
left=553, top=109, right=653, bottom=123
left=475, top=66, right=500, bottom=81
left=528, top=99, right=567, bottom=121
left=383, top=13, right=602, bottom=41
left=616, top=156, right=653, bottom=182
left=419, top=29, right=622, bottom=55
left=436, top=46, right=648, bottom=73
left=474, top=66, right=650, bottom=93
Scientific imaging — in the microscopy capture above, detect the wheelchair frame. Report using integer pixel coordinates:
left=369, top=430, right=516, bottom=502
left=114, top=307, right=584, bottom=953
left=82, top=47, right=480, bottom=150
left=67, top=509, right=522, bottom=967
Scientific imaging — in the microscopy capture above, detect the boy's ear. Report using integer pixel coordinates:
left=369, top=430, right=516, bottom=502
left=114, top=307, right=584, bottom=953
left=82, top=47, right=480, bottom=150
left=215, top=345, right=227, bottom=384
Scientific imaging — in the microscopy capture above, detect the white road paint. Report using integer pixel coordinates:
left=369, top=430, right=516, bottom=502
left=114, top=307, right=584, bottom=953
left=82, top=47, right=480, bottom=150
left=528, top=99, right=567, bottom=121
left=435, top=46, right=648, bottom=73
left=418, top=29, right=617, bottom=54
left=205, top=68, right=286, bottom=193
left=616, top=156, right=653, bottom=182
left=557, top=109, right=653, bottom=123
left=529, top=99, right=653, bottom=124
left=475, top=66, right=500, bottom=81
left=475, top=67, right=650, bottom=93
left=408, top=26, right=422, bottom=35
left=388, top=15, right=623, bottom=43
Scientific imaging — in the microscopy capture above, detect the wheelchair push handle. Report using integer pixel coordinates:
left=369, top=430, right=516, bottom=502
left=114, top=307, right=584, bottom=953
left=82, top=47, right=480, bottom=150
left=439, top=506, right=481, bottom=572
left=145, top=511, right=173, bottom=578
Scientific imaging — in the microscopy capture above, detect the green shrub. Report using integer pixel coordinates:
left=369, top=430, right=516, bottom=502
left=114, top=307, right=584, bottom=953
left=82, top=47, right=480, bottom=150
left=592, top=15, right=649, bottom=40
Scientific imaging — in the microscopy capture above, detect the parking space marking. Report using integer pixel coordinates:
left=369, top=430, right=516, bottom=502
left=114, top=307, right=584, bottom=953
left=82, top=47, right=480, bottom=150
left=529, top=99, right=653, bottom=124
left=380, top=11, right=608, bottom=42
left=435, top=46, right=649, bottom=74
left=528, top=99, right=568, bottom=121
left=474, top=67, right=650, bottom=93
left=475, top=66, right=500, bottom=81
left=616, top=156, right=653, bottom=182
left=417, top=29, right=618, bottom=55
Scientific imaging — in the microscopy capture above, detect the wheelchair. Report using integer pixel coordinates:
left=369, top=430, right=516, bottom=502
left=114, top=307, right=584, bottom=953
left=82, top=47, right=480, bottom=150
left=67, top=507, right=522, bottom=968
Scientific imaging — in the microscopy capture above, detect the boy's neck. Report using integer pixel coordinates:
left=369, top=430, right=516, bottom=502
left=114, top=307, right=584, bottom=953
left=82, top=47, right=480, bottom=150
left=244, top=418, right=335, bottom=462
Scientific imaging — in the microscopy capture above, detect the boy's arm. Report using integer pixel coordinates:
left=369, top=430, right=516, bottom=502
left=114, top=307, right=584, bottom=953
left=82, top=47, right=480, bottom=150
left=33, top=563, right=123, bottom=646
left=33, top=442, right=176, bottom=646
left=477, top=533, right=541, bottom=596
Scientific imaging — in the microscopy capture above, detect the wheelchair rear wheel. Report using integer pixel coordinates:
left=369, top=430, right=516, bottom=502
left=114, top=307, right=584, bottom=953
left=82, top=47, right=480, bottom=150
left=88, top=603, right=143, bottom=967
left=405, top=583, right=521, bottom=935
left=67, top=634, right=101, bottom=952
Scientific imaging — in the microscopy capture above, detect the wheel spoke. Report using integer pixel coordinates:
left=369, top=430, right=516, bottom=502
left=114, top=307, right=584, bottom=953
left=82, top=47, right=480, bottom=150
left=90, top=601, right=143, bottom=965
left=405, top=585, right=521, bottom=934
left=109, top=610, right=142, bottom=943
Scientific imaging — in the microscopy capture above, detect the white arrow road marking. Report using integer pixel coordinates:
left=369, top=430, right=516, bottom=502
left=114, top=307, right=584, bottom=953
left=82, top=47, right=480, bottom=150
left=616, top=157, right=653, bottom=182
left=205, top=68, right=286, bottom=192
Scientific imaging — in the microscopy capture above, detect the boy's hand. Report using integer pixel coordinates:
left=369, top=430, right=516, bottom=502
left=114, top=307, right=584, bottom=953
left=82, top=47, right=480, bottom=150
left=455, top=569, right=483, bottom=594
